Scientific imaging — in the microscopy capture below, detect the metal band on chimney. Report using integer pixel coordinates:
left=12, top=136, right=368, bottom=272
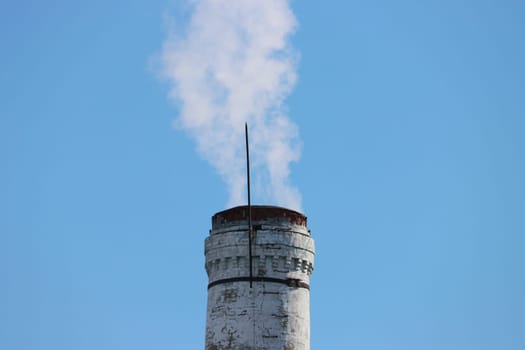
left=208, top=277, right=310, bottom=290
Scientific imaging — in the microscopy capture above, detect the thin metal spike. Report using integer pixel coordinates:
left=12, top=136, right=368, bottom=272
left=245, top=123, right=253, bottom=288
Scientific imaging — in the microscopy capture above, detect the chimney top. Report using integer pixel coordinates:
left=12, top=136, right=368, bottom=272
left=212, top=205, right=307, bottom=228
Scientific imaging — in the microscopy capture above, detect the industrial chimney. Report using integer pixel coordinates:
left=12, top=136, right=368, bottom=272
left=204, top=205, right=315, bottom=350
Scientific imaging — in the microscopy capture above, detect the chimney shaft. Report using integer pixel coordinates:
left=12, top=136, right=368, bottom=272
left=204, top=205, right=315, bottom=350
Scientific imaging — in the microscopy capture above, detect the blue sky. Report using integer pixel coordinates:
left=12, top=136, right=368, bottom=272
left=2, top=0, right=524, bottom=349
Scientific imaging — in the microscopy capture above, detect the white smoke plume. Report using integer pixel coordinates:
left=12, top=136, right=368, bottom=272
left=161, top=0, right=302, bottom=211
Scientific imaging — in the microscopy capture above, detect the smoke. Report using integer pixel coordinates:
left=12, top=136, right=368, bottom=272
left=160, top=0, right=302, bottom=211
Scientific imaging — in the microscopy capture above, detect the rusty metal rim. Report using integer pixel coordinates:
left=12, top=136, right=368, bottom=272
left=212, top=205, right=307, bottom=227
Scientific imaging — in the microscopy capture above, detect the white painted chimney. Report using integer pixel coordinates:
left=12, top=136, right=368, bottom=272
left=204, top=205, right=315, bottom=350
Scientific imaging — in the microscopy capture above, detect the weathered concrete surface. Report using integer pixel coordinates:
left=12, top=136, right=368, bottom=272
left=204, top=206, right=315, bottom=350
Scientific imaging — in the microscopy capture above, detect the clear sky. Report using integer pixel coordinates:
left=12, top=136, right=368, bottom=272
left=2, top=0, right=524, bottom=349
